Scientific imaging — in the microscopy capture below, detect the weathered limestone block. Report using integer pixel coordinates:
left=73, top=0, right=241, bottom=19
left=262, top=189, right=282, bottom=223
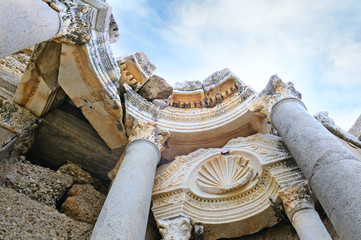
left=0, top=156, right=73, bottom=207
left=14, top=41, right=64, bottom=117
left=28, top=107, right=122, bottom=181
left=138, top=75, right=173, bottom=101
left=61, top=184, right=105, bottom=224
left=0, top=185, right=93, bottom=239
left=58, top=44, right=127, bottom=149
left=0, top=68, right=20, bottom=103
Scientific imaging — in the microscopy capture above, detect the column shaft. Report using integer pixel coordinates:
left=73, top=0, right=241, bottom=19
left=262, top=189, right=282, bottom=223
left=0, top=0, right=62, bottom=58
left=271, top=98, right=361, bottom=239
left=292, top=209, right=331, bottom=240
left=91, top=139, right=160, bottom=240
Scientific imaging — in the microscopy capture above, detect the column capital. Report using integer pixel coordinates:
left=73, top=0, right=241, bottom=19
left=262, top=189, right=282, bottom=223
left=279, top=181, right=314, bottom=220
left=157, top=216, right=192, bottom=240
left=251, top=75, right=305, bottom=123
left=42, top=0, right=113, bottom=44
left=128, top=119, right=170, bottom=152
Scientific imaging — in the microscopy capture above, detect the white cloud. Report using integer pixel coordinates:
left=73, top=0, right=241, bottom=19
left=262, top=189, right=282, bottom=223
left=109, top=0, right=361, bottom=130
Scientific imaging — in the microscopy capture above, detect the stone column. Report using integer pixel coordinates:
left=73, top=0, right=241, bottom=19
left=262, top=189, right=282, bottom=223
left=279, top=181, right=331, bottom=240
left=91, top=120, right=169, bottom=240
left=267, top=76, right=361, bottom=239
left=0, top=0, right=62, bottom=58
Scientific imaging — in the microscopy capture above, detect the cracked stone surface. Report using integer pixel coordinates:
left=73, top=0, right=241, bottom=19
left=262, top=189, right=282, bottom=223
left=0, top=156, right=73, bottom=207
left=138, top=74, right=173, bottom=100
left=61, top=184, right=105, bottom=224
left=0, top=185, right=93, bottom=240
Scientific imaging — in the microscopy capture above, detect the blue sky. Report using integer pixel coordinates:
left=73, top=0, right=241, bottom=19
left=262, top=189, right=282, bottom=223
left=108, top=0, right=361, bottom=130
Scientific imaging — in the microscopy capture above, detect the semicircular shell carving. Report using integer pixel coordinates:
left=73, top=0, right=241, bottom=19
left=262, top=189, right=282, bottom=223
left=196, top=155, right=253, bottom=194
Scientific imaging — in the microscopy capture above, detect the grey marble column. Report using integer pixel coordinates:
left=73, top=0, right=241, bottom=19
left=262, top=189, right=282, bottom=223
left=292, top=209, right=331, bottom=240
left=279, top=181, right=331, bottom=240
left=91, top=139, right=161, bottom=240
left=271, top=97, right=361, bottom=239
left=0, top=0, right=62, bottom=58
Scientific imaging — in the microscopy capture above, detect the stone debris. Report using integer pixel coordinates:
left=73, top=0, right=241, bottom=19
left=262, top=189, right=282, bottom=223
left=61, top=184, right=105, bottom=224
left=0, top=156, right=72, bottom=207
left=138, top=74, right=173, bottom=101
left=58, top=162, right=94, bottom=185
left=0, top=185, right=93, bottom=240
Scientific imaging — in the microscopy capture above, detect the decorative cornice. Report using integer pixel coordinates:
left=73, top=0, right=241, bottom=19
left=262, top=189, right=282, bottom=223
left=278, top=181, right=314, bottom=220
left=125, top=83, right=257, bottom=130
left=169, top=68, right=246, bottom=108
left=117, top=52, right=156, bottom=92
left=128, top=119, right=169, bottom=152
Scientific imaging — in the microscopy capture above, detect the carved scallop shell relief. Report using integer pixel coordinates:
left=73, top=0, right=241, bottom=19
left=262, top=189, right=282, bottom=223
left=196, top=155, right=253, bottom=194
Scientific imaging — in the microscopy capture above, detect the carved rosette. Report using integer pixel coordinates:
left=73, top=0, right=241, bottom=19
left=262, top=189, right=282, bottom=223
left=128, top=119, right=169, bottom=152
left=157, top=216, right=192, bottom=240
left=196, top=155, right=253, bottom=194
left=278, top=181, right=314, bottom=219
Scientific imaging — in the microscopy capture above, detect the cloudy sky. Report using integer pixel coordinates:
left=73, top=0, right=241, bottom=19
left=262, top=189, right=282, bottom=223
left=108, top=0, right=361, bottom=130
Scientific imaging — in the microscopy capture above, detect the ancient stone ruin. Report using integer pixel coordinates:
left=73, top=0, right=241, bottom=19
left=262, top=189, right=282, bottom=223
left=1, top=0, right=361, bottom=239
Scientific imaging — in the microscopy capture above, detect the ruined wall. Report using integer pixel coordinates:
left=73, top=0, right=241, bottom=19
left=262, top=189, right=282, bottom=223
left=0, top=49, right=342, bottom=240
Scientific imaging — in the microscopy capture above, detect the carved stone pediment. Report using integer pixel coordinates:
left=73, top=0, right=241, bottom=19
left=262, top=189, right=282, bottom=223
left=152, top=134, right=306, bottom=239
